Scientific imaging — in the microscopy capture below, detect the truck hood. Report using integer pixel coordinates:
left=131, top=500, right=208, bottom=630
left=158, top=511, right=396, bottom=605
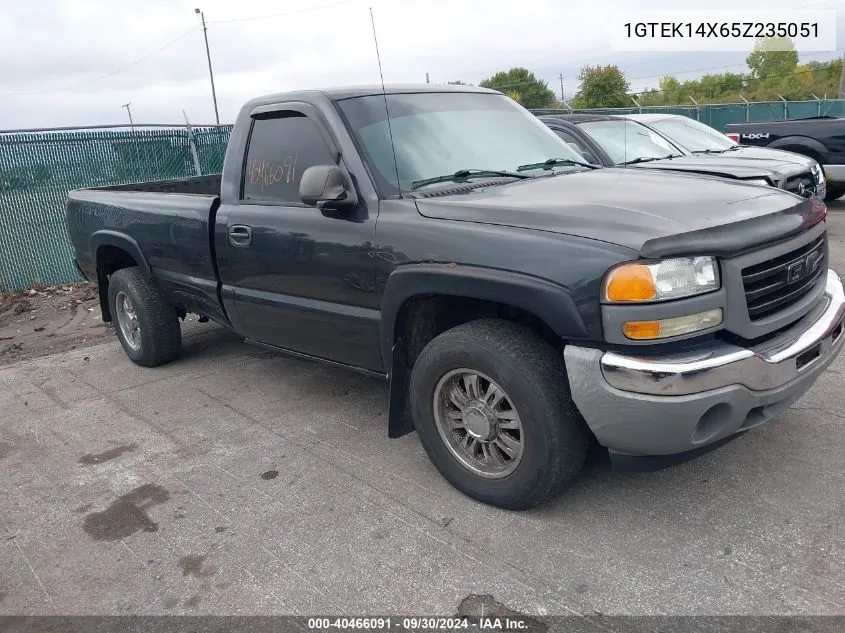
left=415, top=168, right=822, bottom=257
left=627, top=153, right=807, bottom=181
left=714, top=145, right=816, bottom=167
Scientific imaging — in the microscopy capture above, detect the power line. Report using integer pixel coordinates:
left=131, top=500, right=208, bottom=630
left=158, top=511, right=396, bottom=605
left=475, top=49, right=845, bottom=97
left=1, top=0, right=359, bottom=98
left=629, top=48, right=845, bottom=82
left=207, top=0, right=359, bottom=24
left=1, top=27, right=199, bottom=97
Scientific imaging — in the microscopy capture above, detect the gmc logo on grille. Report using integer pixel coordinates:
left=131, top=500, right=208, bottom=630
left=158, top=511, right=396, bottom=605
left=786, top=249, right=823, bottom=285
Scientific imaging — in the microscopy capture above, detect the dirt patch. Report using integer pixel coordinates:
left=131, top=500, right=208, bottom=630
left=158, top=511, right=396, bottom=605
left=177, top=554, right=216, bottom=578
left=456, top=595, right=547, bottom=632
left=78, top=443, right=138, bottom=466
left=0, top=282, right=113, bottom=366
left=82, top=483, right=170, bottom=542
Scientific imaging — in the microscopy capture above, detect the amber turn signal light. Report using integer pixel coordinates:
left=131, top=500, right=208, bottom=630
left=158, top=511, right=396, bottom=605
left=604, top=264, right=656, bottom=302
left=623, top=309, right=723, bottom=340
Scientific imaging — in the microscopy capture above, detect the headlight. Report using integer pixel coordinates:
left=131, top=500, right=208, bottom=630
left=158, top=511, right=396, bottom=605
left=745, top=178, right=773, bottom=186
left=603, top=257, right=719, bottom=303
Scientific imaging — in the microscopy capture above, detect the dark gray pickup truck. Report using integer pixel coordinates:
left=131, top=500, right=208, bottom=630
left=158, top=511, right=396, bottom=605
left=65, top=84, right=845, bottom=510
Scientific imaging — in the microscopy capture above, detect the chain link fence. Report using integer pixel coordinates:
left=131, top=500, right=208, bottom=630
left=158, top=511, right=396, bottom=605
left=0, top=126, right=232, bottom=290
left=2, top=99, right=844, bottom=291
left=529, top=98, right=845, bottom=131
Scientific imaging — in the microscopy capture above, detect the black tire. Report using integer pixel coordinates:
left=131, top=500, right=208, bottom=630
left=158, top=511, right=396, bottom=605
left=409, top=318, right=589, bottom=510
left=107, top=267, right=181, bottom=367
left=825, top=186, right=844, bottom=203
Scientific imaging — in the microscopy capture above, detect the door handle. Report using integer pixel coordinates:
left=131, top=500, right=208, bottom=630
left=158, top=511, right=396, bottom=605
left=229, top=225, right=252, bottom=247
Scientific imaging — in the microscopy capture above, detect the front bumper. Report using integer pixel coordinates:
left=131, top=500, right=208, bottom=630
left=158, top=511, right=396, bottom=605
left=565, top=269, right=845, bottom=457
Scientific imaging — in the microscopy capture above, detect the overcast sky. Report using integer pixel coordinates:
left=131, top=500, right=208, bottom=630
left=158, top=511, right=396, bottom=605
left=0, top=0, right=842, bottom=129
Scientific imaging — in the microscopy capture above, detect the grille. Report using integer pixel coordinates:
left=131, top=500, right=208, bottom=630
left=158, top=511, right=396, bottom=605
left=742, top=234, right=826, bottom=320
left=784, top=171, right=816, bottom=195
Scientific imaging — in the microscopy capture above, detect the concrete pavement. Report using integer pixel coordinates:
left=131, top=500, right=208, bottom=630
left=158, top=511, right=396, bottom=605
left=1, top=209, right=845, bottom=617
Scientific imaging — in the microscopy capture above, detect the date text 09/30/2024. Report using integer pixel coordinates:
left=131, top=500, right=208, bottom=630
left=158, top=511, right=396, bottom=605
left=307, top=617, right=531, bottom=631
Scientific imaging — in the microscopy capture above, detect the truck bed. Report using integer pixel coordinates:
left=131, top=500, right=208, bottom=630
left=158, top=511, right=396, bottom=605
left=65, top=174, right=227, bottom=326
left=96, top=173, right=222, bottom=195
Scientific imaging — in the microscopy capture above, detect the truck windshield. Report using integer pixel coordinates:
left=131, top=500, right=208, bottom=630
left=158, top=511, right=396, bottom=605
left=337, top=92, right=585, bottom=194
left=578, top=120, right=683, bottom=165
left=644, top=117, right=737, bottom=153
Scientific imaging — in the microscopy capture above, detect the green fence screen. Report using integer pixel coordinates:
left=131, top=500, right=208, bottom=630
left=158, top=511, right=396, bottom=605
left=1, top=100, right=843, bottom=290
left=0, top=126, right=231, bottom=291
left=530, top=98, right=845, bottom=129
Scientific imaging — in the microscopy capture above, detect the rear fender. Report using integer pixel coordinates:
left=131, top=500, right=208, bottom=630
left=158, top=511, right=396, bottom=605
left=766, top=136, right=828, bottom=161
left=90, top=230, right=152, bottom=320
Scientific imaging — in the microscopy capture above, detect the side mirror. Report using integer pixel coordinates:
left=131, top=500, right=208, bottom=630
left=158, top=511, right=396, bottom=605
left=299, top=165, right=358, bottom=209
left=566, top=142, right=593, bottom=162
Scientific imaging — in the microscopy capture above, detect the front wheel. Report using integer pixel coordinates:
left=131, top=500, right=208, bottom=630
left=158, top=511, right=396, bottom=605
left=409, top=319, right=588, bottom=510
left=108, top=267, right=181, bottom=367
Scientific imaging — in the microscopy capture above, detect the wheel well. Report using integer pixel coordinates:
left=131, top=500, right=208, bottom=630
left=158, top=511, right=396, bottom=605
left=394, top=294, right=561, bottom=370
left=96, top=245, right=138, bottom=322
left=777, top=146, right=822, bottom=163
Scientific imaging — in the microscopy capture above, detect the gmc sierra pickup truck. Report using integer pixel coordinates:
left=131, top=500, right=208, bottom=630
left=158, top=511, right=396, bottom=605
left=724, top=116, right=845, bottom=201
left=66, top=85, right=845, bottom=510
left=542, top=114, right=826, bottom=201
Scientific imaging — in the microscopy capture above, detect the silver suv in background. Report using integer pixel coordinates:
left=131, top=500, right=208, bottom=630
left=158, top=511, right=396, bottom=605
left=626, top=113, right=826, bottom=201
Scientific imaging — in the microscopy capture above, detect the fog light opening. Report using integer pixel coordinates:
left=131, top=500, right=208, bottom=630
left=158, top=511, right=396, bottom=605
left=691, top=403, right=732, bottom=444
left=741, top=406, right=768, bottom=430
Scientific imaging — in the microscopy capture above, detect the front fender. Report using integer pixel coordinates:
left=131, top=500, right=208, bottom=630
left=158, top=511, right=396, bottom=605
left=378, top=263, right=589, bottom=373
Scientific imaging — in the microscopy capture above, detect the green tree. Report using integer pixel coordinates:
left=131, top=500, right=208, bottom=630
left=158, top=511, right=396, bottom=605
left=479, top=68, right=556, bottom=109
left=746, top=37, right=799, bottom=81
left=506, top=90, right=523, bottom=104
left=571, top=65, right=630, bottom=108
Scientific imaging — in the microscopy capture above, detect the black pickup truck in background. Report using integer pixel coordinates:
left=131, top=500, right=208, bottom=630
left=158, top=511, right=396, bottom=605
left=724, top=116, right=845, bottom=201
left=65, top=85, right=845, bottom=510
left=542, top=114, right=826, bottom=201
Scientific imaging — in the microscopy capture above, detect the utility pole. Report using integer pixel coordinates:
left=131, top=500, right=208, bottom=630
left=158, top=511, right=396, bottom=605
left=121, top=102, right=134, bottom=132
left=426, top=72, right=430, bottom=84
left=559, top=73, right=565, bottom=102
left=839, top=51, right=845, bottom=99
left=195, top=8, right=220, bottom=125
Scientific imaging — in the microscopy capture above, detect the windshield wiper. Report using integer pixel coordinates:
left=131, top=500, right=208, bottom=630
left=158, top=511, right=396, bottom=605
left=517, top=157, right=599, bottom=172
left=692, top=149, right=726, bottom=154
left=621, top=156, right=669, bottom=165
left=410, top=169, right=529, bottom=191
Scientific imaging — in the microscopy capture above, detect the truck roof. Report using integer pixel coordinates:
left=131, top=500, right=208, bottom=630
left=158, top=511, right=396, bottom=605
left=242, top=83, right=499, bottom=109
left=624, top=113, right=674, bottom=121
left=539, top=113, right=620, bottom=123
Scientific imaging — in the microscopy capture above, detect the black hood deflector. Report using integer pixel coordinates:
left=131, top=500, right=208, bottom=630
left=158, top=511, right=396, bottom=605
left=639, top=197, right=826, bottom=258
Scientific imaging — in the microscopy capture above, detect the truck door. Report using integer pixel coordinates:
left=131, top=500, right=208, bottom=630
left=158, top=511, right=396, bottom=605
left=215, top=104, right=382, bottom=371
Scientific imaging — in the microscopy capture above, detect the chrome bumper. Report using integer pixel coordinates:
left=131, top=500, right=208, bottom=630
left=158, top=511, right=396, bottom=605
left=601, top=269, right=845, bottom=396
left=823, top=164, right=845, bottom=184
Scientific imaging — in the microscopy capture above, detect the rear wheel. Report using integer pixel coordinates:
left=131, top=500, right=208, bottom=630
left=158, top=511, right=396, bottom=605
left=409, top=319, right=589, bottom=510
left=825, top=186, right=844, bottom=202
left=108, top=267, right=181, bottom=367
